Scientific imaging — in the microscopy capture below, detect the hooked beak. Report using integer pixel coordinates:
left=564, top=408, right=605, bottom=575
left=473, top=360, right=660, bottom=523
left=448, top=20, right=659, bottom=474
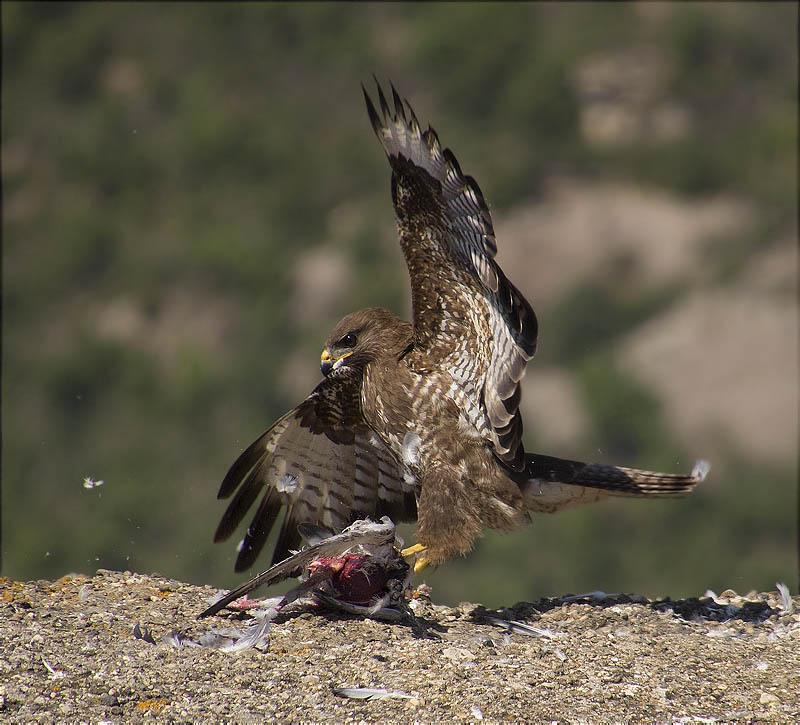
left=320, top=349, right=333, bottom=376
left=320, top=349, right=353, bottom=376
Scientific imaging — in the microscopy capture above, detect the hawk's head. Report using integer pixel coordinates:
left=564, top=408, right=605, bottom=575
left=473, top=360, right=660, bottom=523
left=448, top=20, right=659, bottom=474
left=321, top=307, right=412, bottom=376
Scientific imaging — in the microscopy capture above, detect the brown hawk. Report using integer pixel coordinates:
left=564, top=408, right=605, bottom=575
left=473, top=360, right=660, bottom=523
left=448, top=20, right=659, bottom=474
left=213, top=82, right=708, bottom=575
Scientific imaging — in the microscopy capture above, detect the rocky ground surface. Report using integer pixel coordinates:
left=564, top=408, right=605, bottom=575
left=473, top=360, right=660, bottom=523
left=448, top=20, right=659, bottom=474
left=2, top=570, right=799, bottom=723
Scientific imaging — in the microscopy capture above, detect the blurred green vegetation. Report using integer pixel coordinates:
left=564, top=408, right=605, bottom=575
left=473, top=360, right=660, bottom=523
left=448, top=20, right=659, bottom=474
left=2, top=2, right=796, bottom=605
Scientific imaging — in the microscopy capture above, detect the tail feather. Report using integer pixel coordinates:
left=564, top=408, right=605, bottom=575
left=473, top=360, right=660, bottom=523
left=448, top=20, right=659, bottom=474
left=524, top=453, right=709, bottom=497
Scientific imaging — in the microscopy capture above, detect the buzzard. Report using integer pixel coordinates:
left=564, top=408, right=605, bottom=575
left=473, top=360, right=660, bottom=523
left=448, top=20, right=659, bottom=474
left=213, top=82, right=708, bottom=575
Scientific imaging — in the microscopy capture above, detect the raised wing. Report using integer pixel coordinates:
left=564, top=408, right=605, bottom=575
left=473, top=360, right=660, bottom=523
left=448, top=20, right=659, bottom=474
left=364, top=82, right=537, bottom=471
left=214, top=368, right=415, bottom=571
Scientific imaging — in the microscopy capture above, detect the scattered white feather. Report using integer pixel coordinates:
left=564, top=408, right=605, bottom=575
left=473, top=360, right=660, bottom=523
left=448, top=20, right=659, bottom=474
left=161, top=630, right=186, bottom=648
left=333, top=687, right=414, bottom=701
left=221, top=611, right=273, bottom=652
left=160, top=611, right=274, bottom=653
left=560, top=591, right=612, bottom=602
left=82, top=476, right=104, bottom=489
left=776, top=582, right=792, bottom=612
left=490, top=618, right=562, bottom=639
left=42, top=656, right=65, bottom=679
left=692, top=460, right=711, bottom=482
left=276, top=473, right=298, bottom=494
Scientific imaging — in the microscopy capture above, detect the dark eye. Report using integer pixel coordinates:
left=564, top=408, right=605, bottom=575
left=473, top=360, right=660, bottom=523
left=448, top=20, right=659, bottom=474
left=339, top=333, right=358, bottom=348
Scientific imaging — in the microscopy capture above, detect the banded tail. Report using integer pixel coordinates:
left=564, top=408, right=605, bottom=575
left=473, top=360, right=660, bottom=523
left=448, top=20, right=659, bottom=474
left=521, top=453, right=709, bottom=513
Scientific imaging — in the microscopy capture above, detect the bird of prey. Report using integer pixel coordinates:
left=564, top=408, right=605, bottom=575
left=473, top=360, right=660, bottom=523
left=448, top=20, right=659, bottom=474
left=212, top=81, right=708, bottom=576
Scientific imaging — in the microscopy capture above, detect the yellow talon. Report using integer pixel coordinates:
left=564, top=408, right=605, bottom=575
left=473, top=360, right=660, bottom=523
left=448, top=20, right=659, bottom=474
left=401, top=543, right=427, bottom=558
left=413, top=558, right=430, bottom=574
left=401, top=543, right=430, bottom=574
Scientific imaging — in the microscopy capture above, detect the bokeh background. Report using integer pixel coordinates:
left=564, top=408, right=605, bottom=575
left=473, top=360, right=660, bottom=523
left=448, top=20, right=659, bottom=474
left=3, top=2, right=797, bottom=606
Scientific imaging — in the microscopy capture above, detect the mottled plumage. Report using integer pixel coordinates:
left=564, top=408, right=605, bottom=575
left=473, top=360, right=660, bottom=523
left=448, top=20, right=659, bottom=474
left=200, top=517, right=406, bottom=619
left=213, top=82, right=707, bottom=573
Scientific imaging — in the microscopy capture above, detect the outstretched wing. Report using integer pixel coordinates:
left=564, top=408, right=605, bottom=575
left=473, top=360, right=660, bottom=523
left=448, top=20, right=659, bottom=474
left=364, top=82, right=537, bottom=471
left=214, top=368, right=415, bottom=571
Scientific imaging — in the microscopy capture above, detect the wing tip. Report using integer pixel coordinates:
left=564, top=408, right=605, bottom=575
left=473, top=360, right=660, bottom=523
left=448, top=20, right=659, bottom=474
left=363, top=82, right=384, bottom=138
left=390, top=82, right=406, bottom=123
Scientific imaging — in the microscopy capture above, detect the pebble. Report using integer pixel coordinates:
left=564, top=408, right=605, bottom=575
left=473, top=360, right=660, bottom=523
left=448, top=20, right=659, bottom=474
left=442, top=647, right=475, bottom=661
left=759, top=691, right=780, bottom=706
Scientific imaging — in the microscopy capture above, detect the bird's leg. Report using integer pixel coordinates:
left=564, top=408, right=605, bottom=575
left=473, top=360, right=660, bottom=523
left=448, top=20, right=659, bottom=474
left=400, top=542, right=427, bottom=557
left=400, top=543, right=430, bottom=574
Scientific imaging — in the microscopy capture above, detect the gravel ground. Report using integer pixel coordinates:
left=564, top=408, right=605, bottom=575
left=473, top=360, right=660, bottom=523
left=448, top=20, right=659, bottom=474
left=2, top=569, right=798, bottom=722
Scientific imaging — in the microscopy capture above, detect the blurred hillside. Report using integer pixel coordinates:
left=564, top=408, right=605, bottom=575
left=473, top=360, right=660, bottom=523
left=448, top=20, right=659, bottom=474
left=2, top=2, right=797, bottom=606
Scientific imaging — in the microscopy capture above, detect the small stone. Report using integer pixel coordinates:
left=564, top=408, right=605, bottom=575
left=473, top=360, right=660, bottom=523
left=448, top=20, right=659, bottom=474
left=442, top=647, right=475, bottom=661
left=759, top=692, right=780, bottom=706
